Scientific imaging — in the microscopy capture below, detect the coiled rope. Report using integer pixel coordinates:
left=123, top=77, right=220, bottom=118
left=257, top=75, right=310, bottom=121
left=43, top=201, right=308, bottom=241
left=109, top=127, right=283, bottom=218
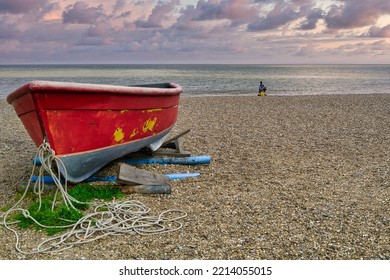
left=0, top=141, right=187, bottom=254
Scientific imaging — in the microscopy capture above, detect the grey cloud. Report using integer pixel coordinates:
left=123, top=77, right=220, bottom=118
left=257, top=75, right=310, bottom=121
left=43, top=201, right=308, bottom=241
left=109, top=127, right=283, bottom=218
left=247, top=1, right=303, bottom=31
left=324, top=0, right=390, bottom=29
left=135, top=0, right=179, bottom=28
left=113, top=0, right=127, bottom=13
left=63, top=1, right=106, bottom=24
left=298, top=8, right=324, bottom=30
left=0, top=0, right=49, bottom=14
left=0, top=19, right=20, bottom=39
left=366, top=24, right=390, bottom=38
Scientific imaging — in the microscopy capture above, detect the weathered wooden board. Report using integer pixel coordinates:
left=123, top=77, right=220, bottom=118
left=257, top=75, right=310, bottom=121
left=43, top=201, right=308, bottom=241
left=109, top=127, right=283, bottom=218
left=117, top=163, right=170, bottom=186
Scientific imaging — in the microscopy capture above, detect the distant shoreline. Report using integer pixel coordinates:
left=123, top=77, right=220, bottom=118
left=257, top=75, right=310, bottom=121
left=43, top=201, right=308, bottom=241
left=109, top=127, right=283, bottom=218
left=1, top=64, right=390, bottom=99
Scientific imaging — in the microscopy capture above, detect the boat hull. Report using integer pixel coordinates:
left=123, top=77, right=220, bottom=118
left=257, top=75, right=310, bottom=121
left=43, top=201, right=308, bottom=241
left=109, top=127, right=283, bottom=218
left=7, top=81, right=182, bottom=183
left=57, top=128, right=172, bottom=182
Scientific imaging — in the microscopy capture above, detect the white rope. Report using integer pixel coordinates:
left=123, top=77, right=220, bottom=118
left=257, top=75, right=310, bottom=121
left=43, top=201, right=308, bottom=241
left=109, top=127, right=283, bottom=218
left=36, top=141, right=82, bottom=211
left=0, top=142, right=187, bottom=254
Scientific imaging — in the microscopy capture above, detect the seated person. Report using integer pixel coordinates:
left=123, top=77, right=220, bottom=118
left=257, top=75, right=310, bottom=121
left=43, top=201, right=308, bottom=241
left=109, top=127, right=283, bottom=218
left=258, top=81, right=267, bottom=96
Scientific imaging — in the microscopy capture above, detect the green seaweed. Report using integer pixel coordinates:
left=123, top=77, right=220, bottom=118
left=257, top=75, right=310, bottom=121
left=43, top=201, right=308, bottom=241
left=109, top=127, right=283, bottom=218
left=15, top=183, right=124, bottom=235
left=68, top=183, right=124, bottom=202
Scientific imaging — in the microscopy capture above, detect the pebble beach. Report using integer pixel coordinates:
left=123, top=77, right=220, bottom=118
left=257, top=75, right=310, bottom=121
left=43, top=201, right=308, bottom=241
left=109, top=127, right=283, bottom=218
left=0, top=94, right=389, bottom=260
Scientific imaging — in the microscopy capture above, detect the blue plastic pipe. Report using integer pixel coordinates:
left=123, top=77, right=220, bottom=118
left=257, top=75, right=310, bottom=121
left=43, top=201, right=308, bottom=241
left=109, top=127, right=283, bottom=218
left=122, top=155, right=211, bottom=165
left=31, top=173, right=200, bottom=184
left=32, top=155, right=211, bottom=166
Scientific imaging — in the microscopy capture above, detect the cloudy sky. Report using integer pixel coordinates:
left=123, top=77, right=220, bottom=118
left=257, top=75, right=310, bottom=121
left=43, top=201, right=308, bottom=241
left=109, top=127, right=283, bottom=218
left=1, top=0, right=389, bottom=64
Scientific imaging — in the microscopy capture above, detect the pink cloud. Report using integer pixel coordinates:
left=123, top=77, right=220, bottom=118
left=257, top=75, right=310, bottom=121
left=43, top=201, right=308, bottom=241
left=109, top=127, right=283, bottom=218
left=191, top=0, right=258, bottom=22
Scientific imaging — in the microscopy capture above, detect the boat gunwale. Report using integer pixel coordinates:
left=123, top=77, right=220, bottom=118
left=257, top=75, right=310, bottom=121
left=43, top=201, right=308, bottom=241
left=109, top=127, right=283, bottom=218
left=6, top=80, right=183, bottom=104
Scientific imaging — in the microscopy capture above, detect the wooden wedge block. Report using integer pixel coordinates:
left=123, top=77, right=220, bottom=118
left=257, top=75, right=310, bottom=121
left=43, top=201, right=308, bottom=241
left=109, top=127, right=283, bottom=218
left=117, top=163, right=170, bottom=186
left=161, top=129, right=191, bottom=147
left=151, top=129, right=191, bottom=157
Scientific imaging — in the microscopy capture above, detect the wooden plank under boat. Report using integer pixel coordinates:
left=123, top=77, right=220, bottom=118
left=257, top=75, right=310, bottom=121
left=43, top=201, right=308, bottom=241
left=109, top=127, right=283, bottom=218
left=6, top=80, right=182, bottom=183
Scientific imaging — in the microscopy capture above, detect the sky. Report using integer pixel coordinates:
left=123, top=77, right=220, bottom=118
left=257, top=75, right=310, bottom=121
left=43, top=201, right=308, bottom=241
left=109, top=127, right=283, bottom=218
left=0, top=0, right=389, bottom=64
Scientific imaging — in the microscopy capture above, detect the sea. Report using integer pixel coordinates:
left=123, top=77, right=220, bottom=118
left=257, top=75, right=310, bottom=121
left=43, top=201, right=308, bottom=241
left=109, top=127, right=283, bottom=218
left=1, top=64, right=389, bottom=99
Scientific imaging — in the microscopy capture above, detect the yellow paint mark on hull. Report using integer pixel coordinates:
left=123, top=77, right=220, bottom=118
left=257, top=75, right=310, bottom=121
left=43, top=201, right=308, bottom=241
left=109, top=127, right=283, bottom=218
left=130, top=128, right=139, bottom=139
left=114, top=127, right=125, bottom=143
left=143, top=117, right=157, bottom=132
left=146, top=108, right=162, bottom=113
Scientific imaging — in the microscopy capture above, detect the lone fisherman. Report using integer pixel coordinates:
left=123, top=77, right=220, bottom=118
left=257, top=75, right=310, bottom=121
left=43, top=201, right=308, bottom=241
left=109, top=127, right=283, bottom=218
left=258, top=81, right=267, bottom=96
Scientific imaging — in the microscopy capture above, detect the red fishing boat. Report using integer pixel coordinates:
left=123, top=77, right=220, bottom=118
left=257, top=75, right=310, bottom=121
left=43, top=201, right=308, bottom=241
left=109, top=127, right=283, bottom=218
left=7, top=80, right=182, bottom=183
